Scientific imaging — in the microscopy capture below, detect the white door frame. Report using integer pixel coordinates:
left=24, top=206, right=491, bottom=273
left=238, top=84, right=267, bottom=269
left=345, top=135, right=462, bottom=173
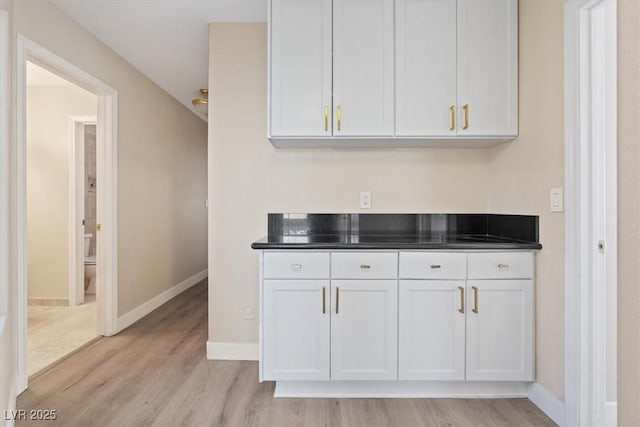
left=564, top=1, right=617, bottom=426
left=15, top=35, right=118, bottom=393
left=69, top=116, right=97, bottom=306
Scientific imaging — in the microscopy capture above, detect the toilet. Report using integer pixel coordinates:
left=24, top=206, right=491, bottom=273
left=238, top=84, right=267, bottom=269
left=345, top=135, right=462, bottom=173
left=84, top=233, right=96, bottom=292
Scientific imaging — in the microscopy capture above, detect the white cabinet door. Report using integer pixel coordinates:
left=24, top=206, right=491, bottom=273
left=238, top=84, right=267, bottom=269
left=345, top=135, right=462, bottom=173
left=333, top=0, right=394, bottom=136
left=270, top=0, right=332, bottom=137
left=399, top=280, right=465, bottom=380
left=396, top=0, right=457, bottom=136
left=466, top=280, right=534, bottom=381
left=331, top=280, right=397, bottom=380
left=263, top=280, right=330, bottom=380
left=457, top=0, right=518, bottom=136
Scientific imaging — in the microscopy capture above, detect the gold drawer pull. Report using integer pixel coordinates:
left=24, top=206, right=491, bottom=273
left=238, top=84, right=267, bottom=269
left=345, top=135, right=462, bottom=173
left=337, top=105, right=342, bottom=131
left=323, top=105, right=329, bottom=131
left=322, top=287, right=326, bottom=314
left=430, top=264, right=442, bottom=269
left=498, top=263, right=510, bottom=269
left=472, top=286, right=479, bottom=313
left=458, top=286, right=465, bottom=314
left=462, top=104, right=469, bottom=130
left=291, top=264, right=303, bottom=270
left=450, top=105, right=456, bottom=131
left=360, top=264, right=371, bottom=269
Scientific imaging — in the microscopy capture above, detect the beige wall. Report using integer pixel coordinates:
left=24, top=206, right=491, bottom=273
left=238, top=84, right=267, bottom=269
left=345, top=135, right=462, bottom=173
left=617, top=1, right=640, bottom=425
left=11, top=0, right=208, bottom=316
left=208, top=23, right=491, bottom=344
left=488, top=1, right=565, bottom=399
left=26, top=84, right=97, bottom=300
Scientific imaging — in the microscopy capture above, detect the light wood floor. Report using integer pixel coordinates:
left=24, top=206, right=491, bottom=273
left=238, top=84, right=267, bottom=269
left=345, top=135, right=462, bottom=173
left=17, top=281, right=556, bottom=427
left=27, top=294, right=97, bottom=375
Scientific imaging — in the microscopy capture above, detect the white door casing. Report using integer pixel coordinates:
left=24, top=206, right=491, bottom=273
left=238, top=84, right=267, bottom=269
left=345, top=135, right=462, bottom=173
left=15, top=35, right=118, bottom=394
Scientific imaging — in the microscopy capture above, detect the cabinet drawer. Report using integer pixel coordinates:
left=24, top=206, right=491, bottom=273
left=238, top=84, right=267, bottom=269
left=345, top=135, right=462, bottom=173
left=399, top=252, right=467, bottom=279
left=331, top=252, right=398, bottom=279
left=467, top=252, right=533, bottom=279
left=263, top=252, right=330, bottom=279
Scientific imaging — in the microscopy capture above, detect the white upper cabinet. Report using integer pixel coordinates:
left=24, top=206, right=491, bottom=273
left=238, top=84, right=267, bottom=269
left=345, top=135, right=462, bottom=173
left=333, top=0, right=394, bottom=136
left=396, top=0, right=457, bottom=136
left=457, top=0, right=518, bottom=137
left=267, top=0, right=518, bottom=146
left=269, top=0, right=332, bottom=137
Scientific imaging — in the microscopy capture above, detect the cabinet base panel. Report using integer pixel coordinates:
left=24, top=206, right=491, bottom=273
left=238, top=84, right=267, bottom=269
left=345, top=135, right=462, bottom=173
left=269, top=137, right=516, bottom=149
left=273, top=380, right=532, bottom=398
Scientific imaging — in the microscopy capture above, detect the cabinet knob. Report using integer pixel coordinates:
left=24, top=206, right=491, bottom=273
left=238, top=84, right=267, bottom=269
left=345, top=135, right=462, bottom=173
left=497, top=263, right=510, bottom=269
left=360, top=264, right=371, bottom=269
left=291, top=264, right=303, bottom=270
left=430, top=264, right=442, bottom=269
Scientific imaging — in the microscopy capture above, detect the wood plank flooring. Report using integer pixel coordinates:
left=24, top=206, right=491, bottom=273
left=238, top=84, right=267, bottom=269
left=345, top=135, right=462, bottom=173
left=17, top=281, right=556, bottom=427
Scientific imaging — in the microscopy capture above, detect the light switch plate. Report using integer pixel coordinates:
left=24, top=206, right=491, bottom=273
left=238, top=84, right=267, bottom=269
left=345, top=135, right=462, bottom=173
left=360, top=191, right=371, bottom=209
left=550, top=188, right=563, bottom=212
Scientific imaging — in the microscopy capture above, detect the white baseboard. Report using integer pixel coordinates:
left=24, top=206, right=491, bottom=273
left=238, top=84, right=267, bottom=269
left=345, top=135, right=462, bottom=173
left=116, top=269, right=207, bottom=333
left=606, top=401, right=617, bottom=427
left=528, top=382, right=565, bottom=426
left=206, top=341, right=258, bottom=361
left=274, top=381, right=531, bottom=398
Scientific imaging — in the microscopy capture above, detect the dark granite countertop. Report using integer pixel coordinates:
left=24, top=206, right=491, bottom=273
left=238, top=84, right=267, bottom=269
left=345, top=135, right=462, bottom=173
left=251, top=214, right=542, bottom=250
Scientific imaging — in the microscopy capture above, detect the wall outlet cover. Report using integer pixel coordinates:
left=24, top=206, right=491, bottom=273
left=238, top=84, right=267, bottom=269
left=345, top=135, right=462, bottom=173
left=360, top=191, right=371, bottom=209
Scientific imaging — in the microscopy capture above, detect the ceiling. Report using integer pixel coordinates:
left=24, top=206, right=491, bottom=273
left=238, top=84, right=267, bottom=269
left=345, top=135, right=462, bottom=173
left=51, top=0, right=268, bottom=121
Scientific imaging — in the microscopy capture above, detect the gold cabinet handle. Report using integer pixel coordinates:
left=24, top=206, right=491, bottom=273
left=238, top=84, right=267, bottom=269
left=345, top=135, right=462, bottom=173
left=462, top=104, right=469, bottom=130
left=337, top=105, right=342, bottom=131
left=450, top=105, right=456, bottom=131
left=458, top=286, right=465, bottom=314
left=96, top=224, right=101, bottom=232
left=430, top=264, right=442, bottom=269
left=360, top=264, right=371, bottom=269
left=472, top=286, right=479, bottom=313
left=336, top=287, right=339, bottom=314
left=322, top=286, right=326, bottom=314
left=498, top=263, right=510, bottom=269
left=291, top=264, right=302, bottom=270
left=323, top=105, right=329, bottom=131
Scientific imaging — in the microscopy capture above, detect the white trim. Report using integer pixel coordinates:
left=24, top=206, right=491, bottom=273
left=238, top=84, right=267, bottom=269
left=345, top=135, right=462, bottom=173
left=68, top=116, right=97, bottom=306
left=528, top=383, right=566, bottom=427
left=564, top=1, right=617, bottom=426
left=0, top=9, right=8, bottom=329
left=116, top=269, right=208, bottom=333
left=15, top=35, right=119, bottom=393
left=606, top=402, right=617, bottom=427
left=206, top=342, right=259, bottom=361
left=274, top=381, right=531, bottom=399
left=3, top=375, right=16, bottom=427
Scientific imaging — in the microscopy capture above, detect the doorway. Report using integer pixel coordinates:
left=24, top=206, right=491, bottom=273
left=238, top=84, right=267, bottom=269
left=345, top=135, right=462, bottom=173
left=24, top=61, right=99, bottom=376
left=15, top=36, right=118, bottom=394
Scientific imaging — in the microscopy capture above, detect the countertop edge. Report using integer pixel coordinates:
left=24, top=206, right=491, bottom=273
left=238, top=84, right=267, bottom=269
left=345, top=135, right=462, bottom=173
left=250, top=242, right=543, bottom=250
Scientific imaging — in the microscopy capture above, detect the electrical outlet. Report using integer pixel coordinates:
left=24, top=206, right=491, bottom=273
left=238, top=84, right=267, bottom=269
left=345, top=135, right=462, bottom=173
left=242, top=304, right=255, bottom=320
left=360, top=191, right=371, bottom=209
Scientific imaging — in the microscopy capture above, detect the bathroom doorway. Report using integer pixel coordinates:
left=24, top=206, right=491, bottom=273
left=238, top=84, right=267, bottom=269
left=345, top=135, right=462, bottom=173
left=25, top=61, right=99, bottom=377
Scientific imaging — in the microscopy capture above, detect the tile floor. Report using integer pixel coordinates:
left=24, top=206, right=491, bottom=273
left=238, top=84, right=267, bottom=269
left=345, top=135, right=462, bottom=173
left=27, top=294, right=98, bottom=376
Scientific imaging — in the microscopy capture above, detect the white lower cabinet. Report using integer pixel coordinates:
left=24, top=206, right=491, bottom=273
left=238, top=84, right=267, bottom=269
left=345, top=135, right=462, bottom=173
left=261, top=250, right=534, bottom=385
left=465, top=280, right=534, bottom=381
left=398, top=280, right=465, bottom=380
left=262, top=280, right=330, bottom=381
left=330, top=280, right=398, bottom=380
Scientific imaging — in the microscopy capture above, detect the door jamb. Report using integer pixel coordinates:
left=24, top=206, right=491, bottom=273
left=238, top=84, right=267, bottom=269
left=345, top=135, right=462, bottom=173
left=564, top=1, right=617, bottom=426
left=15, top=35, right=118, bottom=394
